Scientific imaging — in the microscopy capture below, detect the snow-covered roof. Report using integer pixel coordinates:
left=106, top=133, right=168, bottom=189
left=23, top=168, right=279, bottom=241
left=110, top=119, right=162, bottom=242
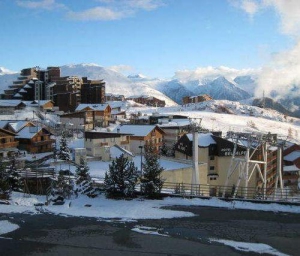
left=110, top=145, right=134, bottom=159
left=284, top=151, right=300, bottom=162
left=8, top=121, right=32, bottom=133
left=16, top=126, right=41, bottom=139
left=113, top=125, right=158, bottom=137
left=186, top=133, right=216, bottom=147
left=23, top=84, right=31, bottom=89
left=0, top=100, right=22, bottom=107
left=283, top=165, right=300, bottom=172
left=106, top=101, right=125, bottom=109
left=13, top=93, right=23, bottom=98
left=0, top=120, right=8, bottom=128
left=75, top=103, right=109, bottom=112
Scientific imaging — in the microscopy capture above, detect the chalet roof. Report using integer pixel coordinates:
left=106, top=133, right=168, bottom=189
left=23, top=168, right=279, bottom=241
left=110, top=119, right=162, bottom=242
left=16, top=126, right=42, bottom=139
left=0, top=120, right=9, bottom=128
left=0, top=100, right=22, bottom=107
left=283, top=165, right=300, bottom=172
left=113, top=124, right=164, bottom=137
left=19, top=89, right=27, bottom=93
left=110, top=145, right=134, bottom=158
left=284, top=151, right=300, bottom=162
left=186, top=133, right=216, bottom=147
left=7, top=121, right=34, bottom=133
left=14, top=93, right=23, bottom=98
left=75, top=103, right=109, bottom=112
left=106, top=101, right=124, bottom=109
left=23, top=84, right=31, bottom=89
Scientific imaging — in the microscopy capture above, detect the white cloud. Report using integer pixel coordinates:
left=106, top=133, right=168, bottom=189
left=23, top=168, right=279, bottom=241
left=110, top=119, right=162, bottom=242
left=230, top=0, right=300, bottom=101
left=67, top=0, right=165, bottom=21
left=67, top=7, right=127, bottom=21
left=230, top=0, right=300, bottom=35
left=174, top=66, right=259, bottom=82
left=262, top=0, right=300, bottom=36
left=126, top=0, right=165, bottom=11
left=230, top=0, right=260, bottom=17
left=255, top=41, right=300, bottom=98
left=16, top=0, right=65, bottom=10
left=108, top=65, right=134, bottom=73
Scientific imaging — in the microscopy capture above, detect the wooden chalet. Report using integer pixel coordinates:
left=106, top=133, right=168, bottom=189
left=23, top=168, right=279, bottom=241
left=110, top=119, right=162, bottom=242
left=112, top=125, right=165, bottom=154
left=16, top=126, right=55, bottom=153
left=73, top=103, right=112, bottom=129
left=0, top=128, right=19, bottom=158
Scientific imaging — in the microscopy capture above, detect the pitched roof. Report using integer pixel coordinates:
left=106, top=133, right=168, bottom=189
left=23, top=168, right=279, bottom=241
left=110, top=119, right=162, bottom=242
left=75, top=103, right=109, bottom=112
left=16, top=126, right=42, bottom=139
left=110, top=145, right=134, bottom=158
left=186, top=133, right=216, bottom=147
left=8, top=121, right=34, bottom=133
left=113, top=125, right=159, bottom=137
left=284, top=151, right=300, bottom=162
left=0, top=100, right=22, bottom=107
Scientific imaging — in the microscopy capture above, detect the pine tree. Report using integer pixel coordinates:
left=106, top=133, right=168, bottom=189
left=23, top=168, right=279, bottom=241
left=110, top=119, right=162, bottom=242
left=54, top=172, right=73, bottom=199
left=76, top=158, right=90, bottom=184
left=0, top=161, right=10, bottom=198
left=141, top=143, right=164, bottom=199
left=75, top=158, right=94, bottom=196
left=59, top=130, right=70, bottom=161
left=8, top=155, right=23, bottom=192
left=104, top=154, right=139, bottom=198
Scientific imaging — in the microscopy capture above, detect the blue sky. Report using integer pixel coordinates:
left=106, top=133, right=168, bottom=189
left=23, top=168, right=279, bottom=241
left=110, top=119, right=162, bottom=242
left=0, top=0, right=296, bottom=78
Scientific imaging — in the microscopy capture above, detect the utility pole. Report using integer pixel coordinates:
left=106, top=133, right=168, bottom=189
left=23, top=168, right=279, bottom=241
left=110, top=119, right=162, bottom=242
left=189, top=118, right=202, bottom=194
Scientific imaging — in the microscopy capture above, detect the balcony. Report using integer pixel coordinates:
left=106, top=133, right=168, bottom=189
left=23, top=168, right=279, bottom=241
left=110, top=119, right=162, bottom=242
left=0, top=141, right=19, bottom=149
left=32, top=139, right=55, bottom=146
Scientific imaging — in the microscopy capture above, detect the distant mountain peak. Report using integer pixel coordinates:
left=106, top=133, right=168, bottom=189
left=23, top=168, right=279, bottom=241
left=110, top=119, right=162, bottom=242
left=127, top=74, right=147, bottom=79
left=0, top=67, right=17, bottom=75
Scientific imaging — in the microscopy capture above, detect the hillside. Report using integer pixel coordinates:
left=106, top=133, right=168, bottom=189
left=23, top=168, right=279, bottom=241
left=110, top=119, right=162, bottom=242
left=126, top=99, right=300, bottom=143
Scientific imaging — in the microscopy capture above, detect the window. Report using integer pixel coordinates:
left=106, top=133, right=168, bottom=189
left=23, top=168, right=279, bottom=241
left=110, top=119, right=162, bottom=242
left=210, top=177, right=217, bottom=181
left=209, top=166, right=215, bottom=171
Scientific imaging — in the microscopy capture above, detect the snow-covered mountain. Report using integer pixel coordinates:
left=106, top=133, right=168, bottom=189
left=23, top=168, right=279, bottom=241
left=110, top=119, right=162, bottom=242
left=0, top=67, right=18, bottom=93
left=60, top=64, right=177, bottom=106
left=234, top=75, right=257, bottom=95
left=0, top=67, right=17, bottom=75
left=148, top=76, right=252, bottom=104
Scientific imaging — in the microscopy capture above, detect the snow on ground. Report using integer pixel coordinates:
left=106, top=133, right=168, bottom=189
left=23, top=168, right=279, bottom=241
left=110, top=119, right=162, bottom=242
left=55, top=155, right=191, bottom=179
left=131, top=226, right=169, bottom=237
left=0, top=220, right=20, bottom=236
left=1, top=192, right=299, bottom=222
left=210, top=238, right=289, bottom=256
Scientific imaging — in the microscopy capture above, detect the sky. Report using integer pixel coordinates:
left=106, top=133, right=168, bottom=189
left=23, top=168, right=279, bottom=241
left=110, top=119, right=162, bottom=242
left=0, top=0, right=300, bottom=85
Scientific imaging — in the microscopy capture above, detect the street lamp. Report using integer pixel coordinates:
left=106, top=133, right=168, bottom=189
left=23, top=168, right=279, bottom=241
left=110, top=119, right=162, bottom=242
left=138, top=145, right=143, bottom=175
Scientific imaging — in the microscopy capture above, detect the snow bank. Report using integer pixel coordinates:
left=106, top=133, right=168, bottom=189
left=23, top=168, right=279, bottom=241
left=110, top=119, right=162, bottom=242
left=1, top=193, right=299, bottom=222
left=210, top=238, right=289, bottom=256
left=0, top=220, right=19, bottom=236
